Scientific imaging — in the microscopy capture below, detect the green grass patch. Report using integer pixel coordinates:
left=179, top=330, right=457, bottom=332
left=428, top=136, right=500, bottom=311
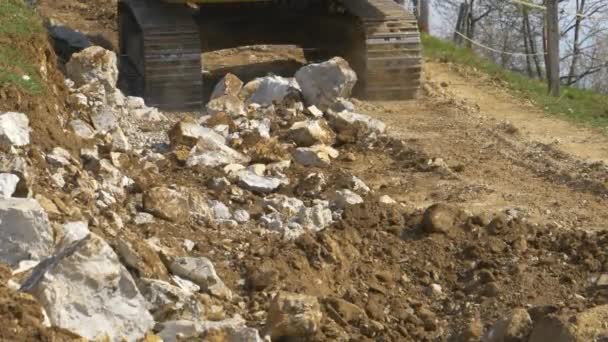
left=422, top=34, right=608, bottom=130
left=0, top=0, right=45, bottom=95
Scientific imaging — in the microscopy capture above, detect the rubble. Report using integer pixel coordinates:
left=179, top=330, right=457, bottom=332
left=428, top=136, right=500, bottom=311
left=206, top=95, right=246, bottom=118
left=0, top=199, right=53, bottom=266
left=295, top=57, right=357, bottom=110
left=483, top=308, right=533, bottom=342
left=156, top=316, right=262, bottom=342
left=24, top=234, right=154, bottom=341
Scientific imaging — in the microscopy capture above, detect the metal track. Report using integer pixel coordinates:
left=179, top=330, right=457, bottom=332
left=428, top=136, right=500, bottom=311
left=119, top=0, right=203, bottom=108
left=342, top=0, right=422, bottom=100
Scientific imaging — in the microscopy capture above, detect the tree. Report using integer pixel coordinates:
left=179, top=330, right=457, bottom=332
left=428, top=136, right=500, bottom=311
left=546, top=0, right=560, bottom=96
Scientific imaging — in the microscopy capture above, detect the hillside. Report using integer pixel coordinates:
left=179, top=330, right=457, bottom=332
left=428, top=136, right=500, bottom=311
left=1, top=1, right=608, bottom=341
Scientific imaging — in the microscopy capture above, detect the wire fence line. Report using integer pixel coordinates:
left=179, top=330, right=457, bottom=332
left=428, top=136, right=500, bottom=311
left=454, top=31, right=548, bottom=57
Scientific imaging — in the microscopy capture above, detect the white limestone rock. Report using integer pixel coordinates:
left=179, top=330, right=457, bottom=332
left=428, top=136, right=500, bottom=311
left=23, top=234, right=154, bottom=341
left=0, top=112, right=30, bottom=149
left=169, top=257, right=233, bottom=301
left=288, top=120, right=336, bottom=147
left=246, top=76, right=301, bottom=106
left=291, top=145, right=339, bottom=168
left=66, top=46, right=118, bottom=91
left=0, top=173, right=20, bottom=198
left=295, top=57, right=357, bottom=111
left=0, top=199, right=53, bottom=266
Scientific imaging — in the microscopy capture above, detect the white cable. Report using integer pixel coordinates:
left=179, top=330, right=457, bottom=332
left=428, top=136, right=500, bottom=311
left=509, top=0, right=587, bottom=18
left=454, top=31, right=547, bottom=57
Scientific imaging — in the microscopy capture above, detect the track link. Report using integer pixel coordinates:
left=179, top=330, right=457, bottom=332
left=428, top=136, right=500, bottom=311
left=119, top=0, right=203, bottom=108
left=342, top=0, right=422, bottom=100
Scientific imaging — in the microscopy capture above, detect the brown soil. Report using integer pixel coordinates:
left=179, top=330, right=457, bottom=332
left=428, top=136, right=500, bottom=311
left=11, top=1, right=608, bottom=341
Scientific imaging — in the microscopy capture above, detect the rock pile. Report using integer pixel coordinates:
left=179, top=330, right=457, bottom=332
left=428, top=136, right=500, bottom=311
left=0, top=47, right=386, bottom=341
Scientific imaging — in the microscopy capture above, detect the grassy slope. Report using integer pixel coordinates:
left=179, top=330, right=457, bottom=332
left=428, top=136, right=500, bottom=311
left=422, top=34, right=608, bottom=130
left=0, top=0, right=45, bottom=95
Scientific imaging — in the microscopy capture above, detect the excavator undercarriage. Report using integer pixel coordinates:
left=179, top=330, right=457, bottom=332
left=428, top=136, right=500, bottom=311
left=118, top=0, right=421, bottom=108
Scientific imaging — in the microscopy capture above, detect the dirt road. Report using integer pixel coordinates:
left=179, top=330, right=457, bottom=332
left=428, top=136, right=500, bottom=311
left=359, top=61, right=608, bottom=230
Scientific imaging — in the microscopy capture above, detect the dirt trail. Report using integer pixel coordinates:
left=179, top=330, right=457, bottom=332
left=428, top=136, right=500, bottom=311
left=360, top=61, right=608, bottom=230
left=425, top=62, right=608, bottom=163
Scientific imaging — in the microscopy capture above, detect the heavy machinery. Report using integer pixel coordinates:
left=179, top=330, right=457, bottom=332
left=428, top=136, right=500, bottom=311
left=118, top=0, right=421, bottom=108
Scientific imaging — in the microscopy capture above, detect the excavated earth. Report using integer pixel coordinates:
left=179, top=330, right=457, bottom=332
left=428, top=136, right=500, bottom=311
left=0, top=1, right=606, bottom=341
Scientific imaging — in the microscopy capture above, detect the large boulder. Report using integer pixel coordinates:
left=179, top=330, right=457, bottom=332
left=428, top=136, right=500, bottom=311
left=143, top=187, right=190, bottom=223
left=295, top=57, right=357, bottom=110
left=66, top=46, right=118, bottom=91
left=287, top=120, right=336, bottom=147
left=0, top=112, right=30, bottom=149
left=245, top=76, right=301, bottom=106
left=0, top=199, right=53, bottom=266
left=265, top=292, right=323, bottom=339
left=23, top=234, right=154, bottom=341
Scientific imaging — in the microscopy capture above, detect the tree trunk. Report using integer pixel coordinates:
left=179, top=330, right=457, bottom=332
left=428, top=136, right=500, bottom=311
left=524, top=10, right=543, bottom=79
left=567, top=0, right=585, bottom=85
left=417, top=0, right=429, bottom=33
left=522, top=8, right=534, bottom=77
left=546, top=0, right=560, bottom=96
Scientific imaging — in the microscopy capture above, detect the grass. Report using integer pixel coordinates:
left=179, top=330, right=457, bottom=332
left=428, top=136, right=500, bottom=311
left=422, top=34, right=608, bottom=130
left=0, top=0, right=45, bottom=95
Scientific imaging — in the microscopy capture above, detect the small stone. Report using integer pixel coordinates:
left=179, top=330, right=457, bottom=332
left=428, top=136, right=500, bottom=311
left=265, top=292, right=322, bottom=339
left=46, top=147, right=72, bottom=167
left=288, top=120, right=336, bottom=147
left=234, top=209, right=250, bottom=223
left=134, top=212, right=155, bottom=225
left=332, top=189, right=364, bottom=210
left=326, top=109, right=386, bottom=142
left=183, top=239, right=195, bottom=252
left=248, top=163, right=266, bottom=176
left=292, top=145, right=339, bottom=168
left=429, top=283, right=443, bottom=296
left=169, top=257, right=232, bottom=300
left=211, top=73, right=244, bottom=100
left=379, top=195, right=397, bottom=204
left=69, top=119, right=96, bottom=139
left=306, top=105, right=324, bottom=118
left=169, top=120, right=225, bottom=148
left=236, top=170, right=287, bottom=194
left=90, top=105, right=118, bottom=134
left=210, top=200, right=232, bottom=221
left=110, top=127, right=131, bottom=152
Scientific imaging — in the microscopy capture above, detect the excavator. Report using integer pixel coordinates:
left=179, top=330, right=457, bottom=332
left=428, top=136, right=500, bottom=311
left=118, top=0, right=421, bottom=108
